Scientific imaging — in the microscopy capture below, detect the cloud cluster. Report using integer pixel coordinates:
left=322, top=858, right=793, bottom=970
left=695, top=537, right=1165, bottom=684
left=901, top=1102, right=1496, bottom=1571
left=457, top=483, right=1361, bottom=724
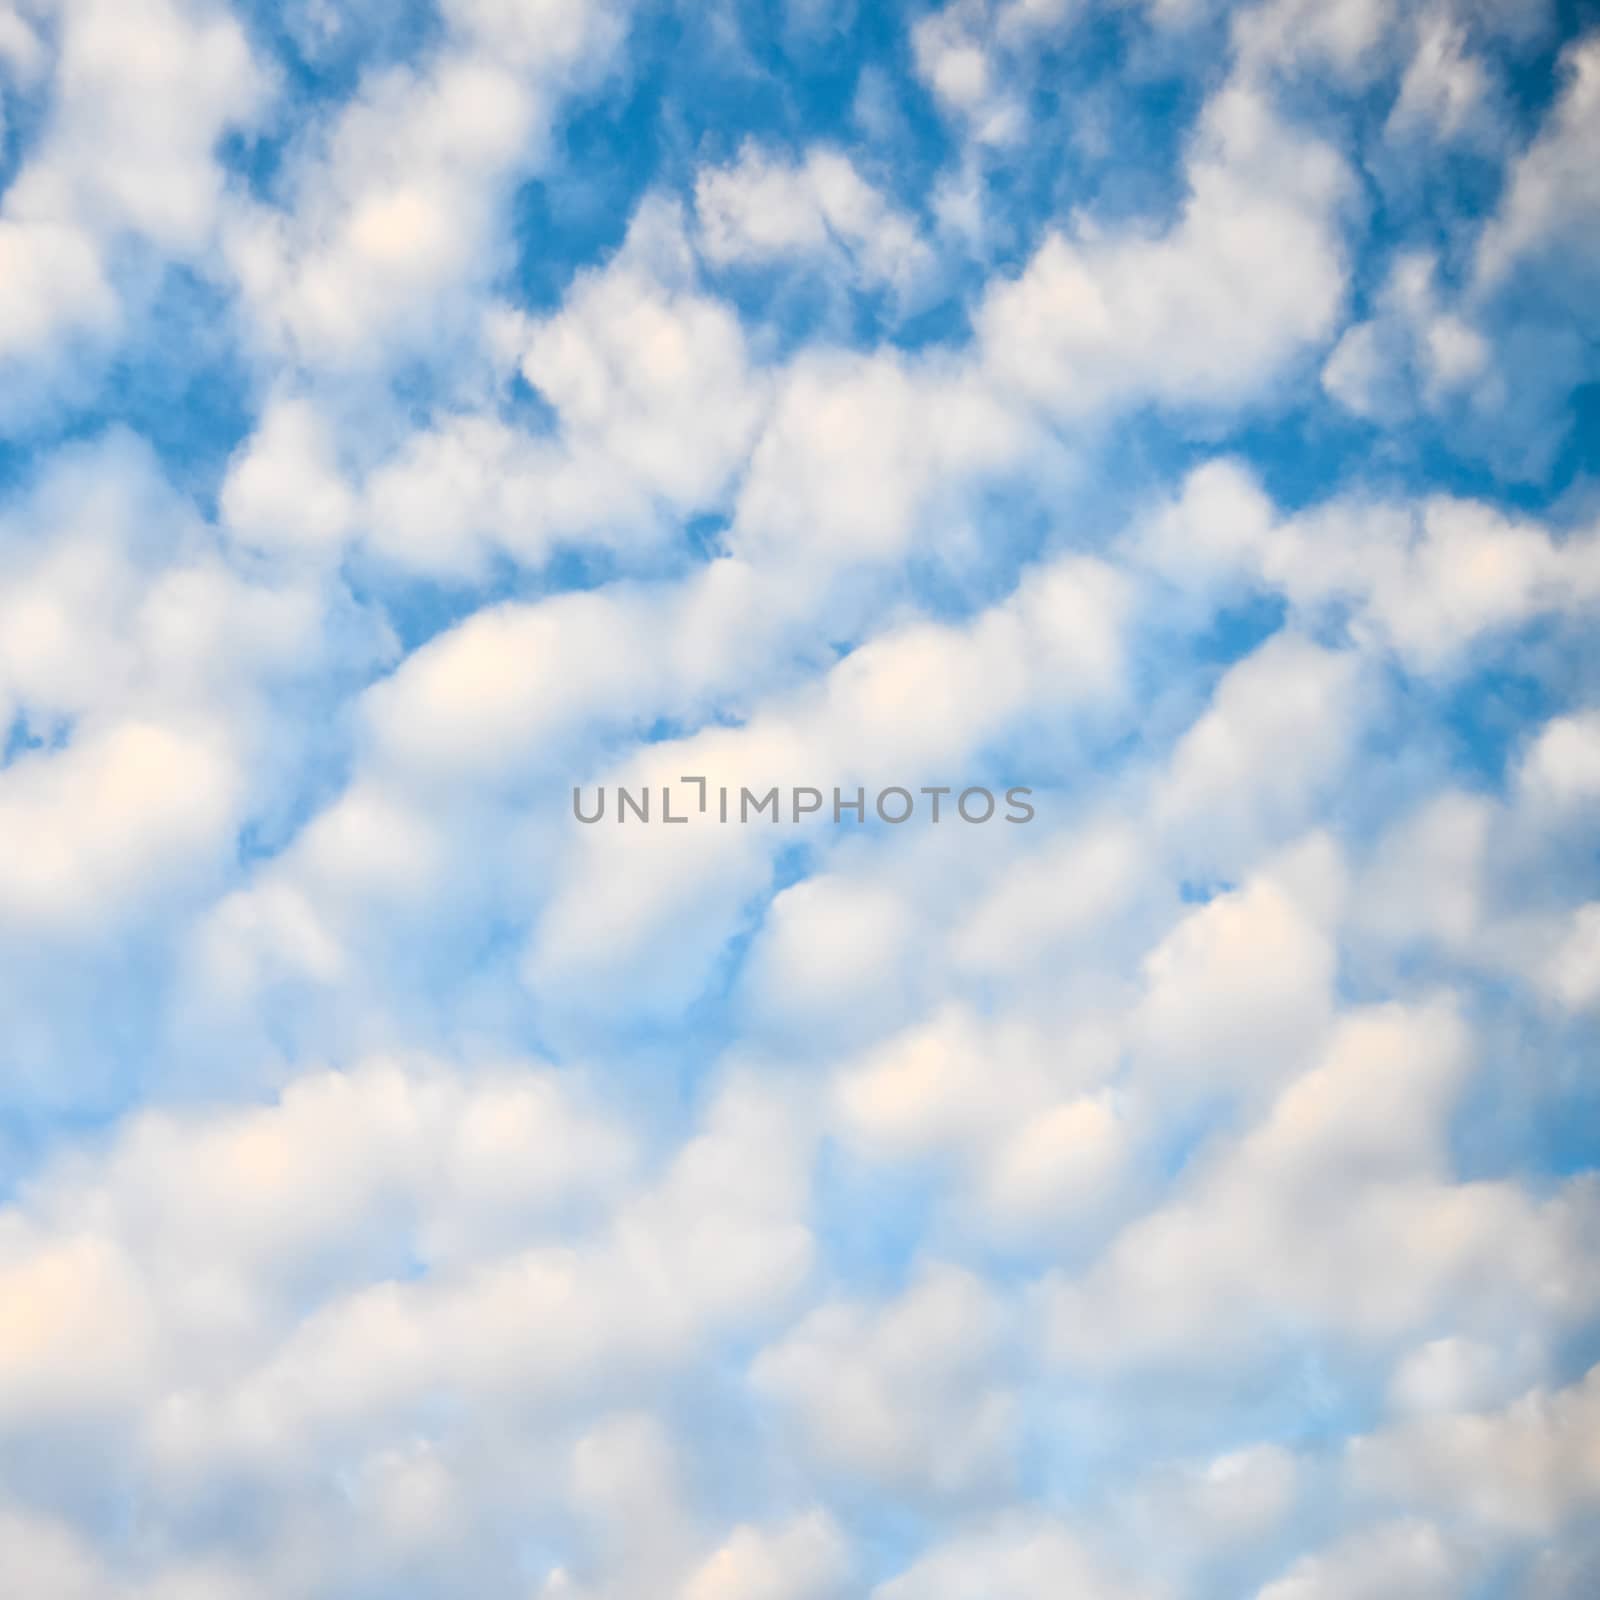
left=0, top=0, right=1597, bottom=1594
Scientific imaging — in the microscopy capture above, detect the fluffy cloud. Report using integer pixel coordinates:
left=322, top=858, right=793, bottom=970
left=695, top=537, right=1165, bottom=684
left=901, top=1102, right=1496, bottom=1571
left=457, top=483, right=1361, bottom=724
left=752, top=1263, right=1018, bottom=1499
left=977, top=76, right=1350, bottom=417
left=1322, top=253, right=1489, bottom=422
left=872, top=1513, right=1156, bottom=1600
left=1253, top=1519, right=1473, bottom=1600
left=1474, top=35, right=1600, bottom=296
left=0, top=1062, right=820, bottom=1593
left=827, top=1000, right=1133, bottom=1243
left=0, top=0, right=268, bottom=378
left=1142, top=459, right=1600, bottom=672
left=223, top=0, right=626, bottom=368
left=1385, top=10, right=1495, bottom=144
left=1043, top=999, right=1600, bottom=1372
left=1351, top=1363, right=1600, bottom=1536
left=681, top=1511, right=851, bottom=1600
left=695, top=143, right=936, bottom=304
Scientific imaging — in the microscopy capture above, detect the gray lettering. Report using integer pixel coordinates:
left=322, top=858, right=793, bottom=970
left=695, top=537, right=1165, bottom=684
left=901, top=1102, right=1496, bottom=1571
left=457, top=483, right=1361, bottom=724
left=876, top=786, right=913, bottom=824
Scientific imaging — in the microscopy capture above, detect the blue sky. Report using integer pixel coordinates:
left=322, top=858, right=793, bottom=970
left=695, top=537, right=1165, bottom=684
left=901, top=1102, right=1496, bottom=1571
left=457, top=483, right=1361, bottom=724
left=1, top=0, right=1599, bottom=1596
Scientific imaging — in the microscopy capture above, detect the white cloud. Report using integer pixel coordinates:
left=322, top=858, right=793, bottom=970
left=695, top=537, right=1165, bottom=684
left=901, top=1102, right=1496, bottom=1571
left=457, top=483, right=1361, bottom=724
left=1254, top=1519, right=1472, bottom=1600
left=1233, top=0, right=1391, bottom=83
left=752, top=1263, right=1017, bottom=1499
left=0, top=1506, right=109, bottom=1600
left=517, top=549, right=1127, bottom=1025
left=0, top=438, right=359, bottom=942
left=1386, top=9, right=1493, bottom=144
left=1322, top=253, right=1490, bottom=422
left=8, top=0, right=269, bottom=247
left=951, top=815, right=1146, bottom=982
left=1131, top=844, right=1341, bottom=1098
left=0, top=716, right=240, bottom=932
left=1541, top=902, right=1600, bottom=1013
left=1154, top=635, right=1366, bottom=865
left=1351, top=1363, right=1600, bottom=1535
left=1130, top=1443, right=1302, bottom=1559
left=681, top=1511, right=851, bottom=1600
left=1141, top=461, right=1600, bottom=673
left=1043, top=999, right=1600, bottom=1371
left=222, top=0, right=626, bottom=368
left=1354, top=791, right=1492, bottom=953
left=0, top=1225, right=159, bottom=1423
left=0, top=1055, right=634, bottom=1441
left=1518, top=711, right=1600, bottom=816
left=1475, top=35, right=1600, bottom=294
left=0, top=216, right=116, bottom=362
left=829, top=1004, right=1132, bottom=1238
left=872, top=1513, right=1157, bottom=1600
left=731, top=344, right=1031, bottom=573
left=978, top=77, right=1350, bottom=418
left=220, top=394, right=359, bottom=556
left=0, top=1058, right=816, bottom=1582
left=253, top=197, right=773, bottom=576
left=743, top=872, right=922, bottom=1037
left=1386, top=1334, right=1536, bottom=1418
left=911, top=1, right=1027, bottom=146
left=695, top=143, right=936, bottom=303
left=0, top=6, right=46, bottom=81
left=906, top=0, right=1085, bottom=154
left=513, top=208, right=767, bottom=524
left=361, top=588, right=664, bottom=779
left=0, top=0, right=268, bottom=378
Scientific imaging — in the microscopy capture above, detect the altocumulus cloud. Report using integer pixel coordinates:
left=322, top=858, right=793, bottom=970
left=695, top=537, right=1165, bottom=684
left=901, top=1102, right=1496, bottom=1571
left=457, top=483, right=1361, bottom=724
left=0, top=0, right=1597, bottom=1595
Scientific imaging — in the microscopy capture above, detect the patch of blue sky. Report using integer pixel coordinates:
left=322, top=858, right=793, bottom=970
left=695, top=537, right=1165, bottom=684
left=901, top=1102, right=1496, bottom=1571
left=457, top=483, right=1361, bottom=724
left=1450, top=1002, right=1600, bottom=1184
left=233, top=0, right=443, bottom=115
left=92, top=268, right=259, bottom=505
